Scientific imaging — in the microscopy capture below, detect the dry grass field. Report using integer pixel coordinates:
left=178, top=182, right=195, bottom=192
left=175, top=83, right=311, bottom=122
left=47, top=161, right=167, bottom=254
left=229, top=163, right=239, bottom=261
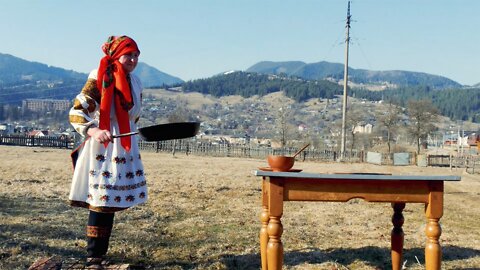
left=0, top=145, right=479, bottom=269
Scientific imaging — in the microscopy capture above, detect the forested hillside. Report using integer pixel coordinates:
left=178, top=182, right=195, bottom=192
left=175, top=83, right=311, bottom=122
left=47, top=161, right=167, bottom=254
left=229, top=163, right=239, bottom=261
left=352, top=86, right=480, bottom=122
left=181, top=71, right=480, bottom=123
left=181, top=71, right=343, bottom=101
left=0, top=53, right=86, bottom=85
left=1, top=52, right=477, bottom=123
left=0, top=53, right=86, bottom=103
left=0, top=53, right=183, bottom=103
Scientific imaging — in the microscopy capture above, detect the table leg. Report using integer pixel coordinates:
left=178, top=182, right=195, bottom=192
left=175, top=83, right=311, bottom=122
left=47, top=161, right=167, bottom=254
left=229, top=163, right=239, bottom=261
left=425, top=184, right=443, bottom=270
left=391, top=203, right=405, bottom=270
left=425, top=217, right=442, bottom=269
left=266, top=178, right=284, bottom=270
left=267, top=216, right=283, bottom=270
left=260, top=205, right=269, bottom=270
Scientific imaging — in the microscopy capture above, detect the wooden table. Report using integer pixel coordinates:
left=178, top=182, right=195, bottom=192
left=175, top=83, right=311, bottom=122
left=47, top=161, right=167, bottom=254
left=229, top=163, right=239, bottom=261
left=254, top=171, right=461, bottom=270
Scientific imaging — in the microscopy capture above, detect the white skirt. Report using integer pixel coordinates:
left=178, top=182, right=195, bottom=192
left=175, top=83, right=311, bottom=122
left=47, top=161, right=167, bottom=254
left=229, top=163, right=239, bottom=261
left=69, top=133, right=148, bottom=212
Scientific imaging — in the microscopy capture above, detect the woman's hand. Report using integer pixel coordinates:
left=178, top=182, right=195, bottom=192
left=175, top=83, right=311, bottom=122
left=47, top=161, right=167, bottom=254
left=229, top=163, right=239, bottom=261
left=87, top=126, right=112, bottom=144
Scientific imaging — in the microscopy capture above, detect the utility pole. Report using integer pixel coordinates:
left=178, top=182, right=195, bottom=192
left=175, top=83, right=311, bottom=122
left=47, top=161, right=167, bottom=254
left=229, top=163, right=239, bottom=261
left=340, top=1, right=351, bottom=160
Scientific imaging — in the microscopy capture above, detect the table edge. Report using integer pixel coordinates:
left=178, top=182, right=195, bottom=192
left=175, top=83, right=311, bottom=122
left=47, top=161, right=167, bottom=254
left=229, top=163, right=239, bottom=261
left=253, top=170, right=461, bottom=181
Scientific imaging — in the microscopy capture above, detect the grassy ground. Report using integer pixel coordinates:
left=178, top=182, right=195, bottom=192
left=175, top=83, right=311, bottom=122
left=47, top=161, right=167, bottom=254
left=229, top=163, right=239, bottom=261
left=0, top=145, right=479, bottom=269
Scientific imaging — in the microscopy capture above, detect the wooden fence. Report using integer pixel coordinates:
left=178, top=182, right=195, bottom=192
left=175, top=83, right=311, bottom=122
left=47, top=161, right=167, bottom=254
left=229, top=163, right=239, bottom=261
left=0, top=134, right=72, bottom=149
left=427, top=155, right=451, bottom=167
left=0, top=134, right=361, bottom=162
left=137, top=139, right=365, bottom=162
left=1, top=134, right=478, bottom=173
left=448, top=155, right=479, bottom=173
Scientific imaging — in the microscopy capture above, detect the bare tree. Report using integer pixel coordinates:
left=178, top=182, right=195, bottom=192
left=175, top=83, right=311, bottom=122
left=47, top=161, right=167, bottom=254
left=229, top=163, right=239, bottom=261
left=377, top=102, right=402, bottom=153
left=406, top=99, right=439, bottom=153
left=167, top=107, right=190, bottom=123
left=275, top=106, right=294, bottom=148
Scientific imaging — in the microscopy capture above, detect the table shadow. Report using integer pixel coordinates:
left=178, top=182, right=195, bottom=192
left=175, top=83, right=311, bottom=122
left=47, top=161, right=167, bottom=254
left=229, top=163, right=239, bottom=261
left=219, top=245, right=480, bottom=269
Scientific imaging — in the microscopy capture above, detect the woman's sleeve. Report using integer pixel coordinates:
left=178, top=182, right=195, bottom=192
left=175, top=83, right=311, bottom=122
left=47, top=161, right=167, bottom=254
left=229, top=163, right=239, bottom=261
left=69, top=78, right=101, bottom=137
left=131, top=74, right=143, bottom=124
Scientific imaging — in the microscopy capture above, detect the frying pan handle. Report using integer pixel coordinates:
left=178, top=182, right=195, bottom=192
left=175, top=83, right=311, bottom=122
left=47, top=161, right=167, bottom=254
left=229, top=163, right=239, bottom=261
left=112, top=131, right=139, bottom=138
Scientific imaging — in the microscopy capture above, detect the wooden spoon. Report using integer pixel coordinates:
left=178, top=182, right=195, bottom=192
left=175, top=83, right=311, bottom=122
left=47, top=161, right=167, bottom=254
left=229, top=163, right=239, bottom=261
left=292, top=143, right=310, bottom=158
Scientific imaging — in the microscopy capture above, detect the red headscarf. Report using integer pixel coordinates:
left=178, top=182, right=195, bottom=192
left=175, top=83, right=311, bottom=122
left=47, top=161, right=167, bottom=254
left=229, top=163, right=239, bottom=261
left=97, top=35, right=140, bottom=152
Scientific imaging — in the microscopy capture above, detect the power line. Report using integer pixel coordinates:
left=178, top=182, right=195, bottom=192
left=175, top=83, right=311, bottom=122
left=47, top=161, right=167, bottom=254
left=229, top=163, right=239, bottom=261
left=350, top=36, right=372, bottom=70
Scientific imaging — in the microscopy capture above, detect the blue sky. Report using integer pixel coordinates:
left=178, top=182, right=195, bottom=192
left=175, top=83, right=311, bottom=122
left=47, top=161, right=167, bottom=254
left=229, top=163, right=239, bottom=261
left=0, top=0, right=478, bottom=85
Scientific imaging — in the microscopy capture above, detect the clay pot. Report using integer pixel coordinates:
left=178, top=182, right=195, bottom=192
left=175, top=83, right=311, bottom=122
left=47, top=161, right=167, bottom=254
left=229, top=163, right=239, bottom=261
left=267, top=155, right=295, bottom=171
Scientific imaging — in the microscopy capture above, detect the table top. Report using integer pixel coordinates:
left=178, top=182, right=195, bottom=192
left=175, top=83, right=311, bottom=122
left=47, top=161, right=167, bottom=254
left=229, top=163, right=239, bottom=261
left=254, top=170, right=461, bottom=181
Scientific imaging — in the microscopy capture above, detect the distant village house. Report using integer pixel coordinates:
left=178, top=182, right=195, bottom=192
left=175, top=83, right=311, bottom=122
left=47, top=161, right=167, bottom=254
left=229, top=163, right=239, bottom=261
left=353, top=123, right=373, bottom=134
left=27, top=130, right=49, bottom=137
left=22, top=99, right=71, bottom=113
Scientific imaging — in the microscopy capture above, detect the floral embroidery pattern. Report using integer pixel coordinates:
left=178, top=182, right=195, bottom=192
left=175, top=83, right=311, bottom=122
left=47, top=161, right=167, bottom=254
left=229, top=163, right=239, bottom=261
left=89, top=180, right=147, bottom=191
left=103, top=65, right=114, bottom=88
left=119, top=97, right=134, bottom=111
left=84, top=144, right=147, bottom=206
left=113, top=157, right=127, bottom=164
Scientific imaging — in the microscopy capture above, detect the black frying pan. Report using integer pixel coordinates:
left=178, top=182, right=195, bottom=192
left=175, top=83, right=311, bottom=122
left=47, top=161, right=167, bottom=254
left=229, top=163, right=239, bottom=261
left=113, top=122, right=200, bottom=141
left=72, top=122, right=200, bottom=169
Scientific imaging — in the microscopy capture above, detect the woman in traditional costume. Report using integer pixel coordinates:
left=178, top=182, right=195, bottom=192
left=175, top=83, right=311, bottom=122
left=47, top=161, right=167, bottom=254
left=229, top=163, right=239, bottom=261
left=68, top=35, right=147, bottom=268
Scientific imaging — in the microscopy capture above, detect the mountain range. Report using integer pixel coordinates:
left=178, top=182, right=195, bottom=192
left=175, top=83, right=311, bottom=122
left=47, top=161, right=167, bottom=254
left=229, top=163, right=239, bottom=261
left=247, top=61, right=463, bottom=89
left=0, top=53, right=85, bottom=85
left=133, top=62, right=184, bottom=87
left=0, top=53, right=183, bottom=91
left=0, top=52, right=477, bottom=106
